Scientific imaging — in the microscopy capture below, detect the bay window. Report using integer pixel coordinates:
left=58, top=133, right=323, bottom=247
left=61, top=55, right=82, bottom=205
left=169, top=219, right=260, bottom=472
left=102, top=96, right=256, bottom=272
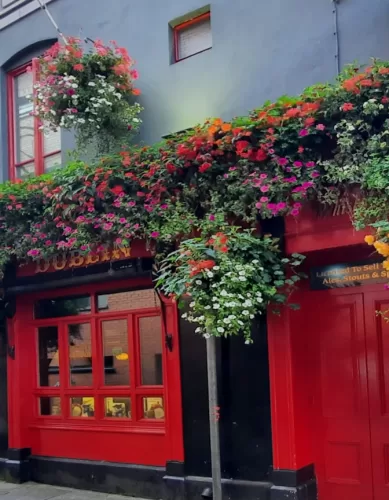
left=7, top=59, right=61, bottom=181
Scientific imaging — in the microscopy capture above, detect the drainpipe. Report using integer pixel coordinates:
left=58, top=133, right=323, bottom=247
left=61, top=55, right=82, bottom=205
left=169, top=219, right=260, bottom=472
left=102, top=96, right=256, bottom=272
left=332, top=0, right=340, bottom=76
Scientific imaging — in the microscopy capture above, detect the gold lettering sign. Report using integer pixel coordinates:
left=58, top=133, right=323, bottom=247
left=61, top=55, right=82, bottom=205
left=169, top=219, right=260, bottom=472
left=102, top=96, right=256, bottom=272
left=35, top=246, right=131, bottom=274
left=310, top=260, right=388, bottom=290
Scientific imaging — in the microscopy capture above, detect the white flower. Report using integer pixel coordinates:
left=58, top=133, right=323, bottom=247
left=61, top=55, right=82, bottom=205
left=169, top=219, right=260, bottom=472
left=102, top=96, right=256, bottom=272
left=223, top=318, right=231, bottom=324
left=207, top=272, right=214, bottom=278
left=204, top=305, right=211, bottom=310
left=239, top=270, right=246, bottom=276
left=257, top=297, right=263, bottom=303
left=245, top=339, right=251, bottom=345
left=196, top=280, right=202, bottom=285
left=189, top=302, right=195, bottom=308
left=181, top=313, right=188, bottom=319
left=239, top=276, right=247, bottom=281
left=228, top=315, right=236, bottom=320
left=203, top=333, right=211, bottom=339
left=217, top=327, right=225, bottom=333
left=252, top=259, right=259, bottom=264
left=213, top=266, right=220, bottom=270
left=250, top=314, right=254, bottom=319
left=88, top=82, right=96, bottom=87
left=243, top=300, right=252, bottom=307
left=238, top=320, right=244, bottom=326
left=213, top=304, right=220, bottom=310
left=195, top=327, right=202, bottom=333
left=242, top=310, right=250, bottom=316
left=221, top=290, right=228, bottom=297
left=198, top=316, right=205, bottom=321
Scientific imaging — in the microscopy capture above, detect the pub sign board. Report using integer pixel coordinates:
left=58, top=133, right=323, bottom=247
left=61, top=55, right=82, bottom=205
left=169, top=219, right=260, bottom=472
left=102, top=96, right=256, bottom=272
left=310, top=260, right=389, bottom=290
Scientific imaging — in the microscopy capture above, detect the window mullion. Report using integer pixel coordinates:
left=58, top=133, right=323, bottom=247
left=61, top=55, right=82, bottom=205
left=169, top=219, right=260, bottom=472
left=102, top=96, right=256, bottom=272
left=32, top=57, right=44, bottom=176
left=128, top=313, right=137, bottom=421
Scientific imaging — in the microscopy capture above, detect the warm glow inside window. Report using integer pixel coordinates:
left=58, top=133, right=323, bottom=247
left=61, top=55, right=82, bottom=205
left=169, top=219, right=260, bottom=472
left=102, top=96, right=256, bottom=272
left=7, top=60, right=61, bottom=181
left=174, top=13, right=212, bottom=62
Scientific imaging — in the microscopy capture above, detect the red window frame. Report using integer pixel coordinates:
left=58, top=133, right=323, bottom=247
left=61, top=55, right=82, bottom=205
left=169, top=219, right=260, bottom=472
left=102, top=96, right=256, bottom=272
left=173, top=12, right=211, bottom=63
left=7, top=58, right=61, bottom=181
left=32, top=286, right=167, bottom=427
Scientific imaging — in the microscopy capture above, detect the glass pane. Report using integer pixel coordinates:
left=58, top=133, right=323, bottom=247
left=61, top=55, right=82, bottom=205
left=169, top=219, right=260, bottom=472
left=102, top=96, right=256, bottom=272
left=102, top=319, right=129, bottom=386
left=97, top=288, right=158, bottom=312
left=16, top=162, right=35, bottom=180
left=139, top=317, right=163, bottom=385
left=178, top=17, right=212, bottom=60
left=44, top=127, right=61, bottom=154
left=39, top=397, right=61, bottom=416
left=14, top=71, right=34, bottom=164
left=104, top=397, right=131, bottom=418
left=70, top=397, right=95, bottom=417
left=44, top=152, right=61, bottom=172
left=142, top=397, right=164, bottom=420
left=68, top=323, right=93, bottom=386
left=38, top=326, right=59, bottom=387
left=35, top=296, right=91, bottom=319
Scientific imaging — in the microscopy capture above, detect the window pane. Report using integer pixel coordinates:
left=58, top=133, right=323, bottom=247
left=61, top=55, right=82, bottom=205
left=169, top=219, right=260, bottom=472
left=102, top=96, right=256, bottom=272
left=104, top=397, right=131, bottom=418
left=16, top=162, right=35, bottom=180
left=44, top=152, right=61, bottom=172
left=142, top=397, right=164, bottom=419
left=39, top=397, right=61, bottom=416
left=98, top=289, right=158, bottom=312
left=35, top=296, right=91, bottom=319
left=68, top=323, right=93, bottom=386
left=178, top=17, right=212, bottom=60
left=44, top=127, right=61, bottom=155
left=14, top=71, right=34, bottom=164
left=140, top=317, right=163, bottom=385
left=102, top=319, right=129, bottom=386
left=70, top=397, right=95, bottom=417
left=38, top=326, right=59, bottom=387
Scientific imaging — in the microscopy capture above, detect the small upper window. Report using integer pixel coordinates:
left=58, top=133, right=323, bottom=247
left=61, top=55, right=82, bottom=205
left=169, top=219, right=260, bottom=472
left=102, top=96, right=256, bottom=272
left=174, top=12, right=212, bottom=62
left=7, top=59, right=61, bottom=181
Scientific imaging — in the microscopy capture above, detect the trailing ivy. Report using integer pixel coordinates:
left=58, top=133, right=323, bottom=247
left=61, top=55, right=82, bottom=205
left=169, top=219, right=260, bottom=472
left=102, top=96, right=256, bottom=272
left=2, top=58, right=389, bottom=340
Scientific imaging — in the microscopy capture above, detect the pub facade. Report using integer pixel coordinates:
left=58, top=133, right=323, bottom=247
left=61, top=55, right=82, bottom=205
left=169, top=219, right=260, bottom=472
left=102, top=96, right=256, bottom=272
left=0, top=1, right=389, bottom=500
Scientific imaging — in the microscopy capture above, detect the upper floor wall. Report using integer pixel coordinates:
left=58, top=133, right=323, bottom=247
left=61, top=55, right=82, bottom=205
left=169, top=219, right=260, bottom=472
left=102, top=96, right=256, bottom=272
left=0, top=0, right=389, bottom=181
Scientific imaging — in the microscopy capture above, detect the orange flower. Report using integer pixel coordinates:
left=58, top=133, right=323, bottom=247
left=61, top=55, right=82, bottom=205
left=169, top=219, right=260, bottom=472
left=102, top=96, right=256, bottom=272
left=221, top=123, right=232, bottom=132
left=384, top=260, right=389, bottom=270
left=379, top=67, right=389, bottom=75
left=364, top=235, right=375, bottom=245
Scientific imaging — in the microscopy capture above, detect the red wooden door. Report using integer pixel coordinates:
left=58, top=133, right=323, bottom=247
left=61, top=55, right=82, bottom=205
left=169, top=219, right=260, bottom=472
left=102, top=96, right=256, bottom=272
left=308, top=292, right=373, bottom=500
left=364, top=291, right=389, bottom=500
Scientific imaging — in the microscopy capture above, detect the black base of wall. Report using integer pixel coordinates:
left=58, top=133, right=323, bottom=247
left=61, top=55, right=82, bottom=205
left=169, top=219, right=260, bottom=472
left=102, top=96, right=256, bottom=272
left=0, top=454, right=317, bottom=500
left=30, top=456, right=273, bottom=500
left=270, top=464, right=317, bottom=500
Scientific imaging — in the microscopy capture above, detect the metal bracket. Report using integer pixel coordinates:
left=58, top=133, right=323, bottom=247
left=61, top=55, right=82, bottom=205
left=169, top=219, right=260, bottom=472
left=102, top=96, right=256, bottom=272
left=165, top=333, right=173, bottom=352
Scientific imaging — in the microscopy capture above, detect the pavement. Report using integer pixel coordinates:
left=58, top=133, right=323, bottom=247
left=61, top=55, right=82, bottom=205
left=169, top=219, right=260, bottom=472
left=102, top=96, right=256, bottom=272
left=0, top=482, right=147, bottom=500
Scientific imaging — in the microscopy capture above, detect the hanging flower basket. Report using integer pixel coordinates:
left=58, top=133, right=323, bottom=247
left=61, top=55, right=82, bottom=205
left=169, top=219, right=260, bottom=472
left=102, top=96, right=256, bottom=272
left=31, top=37, right=143, bottom=152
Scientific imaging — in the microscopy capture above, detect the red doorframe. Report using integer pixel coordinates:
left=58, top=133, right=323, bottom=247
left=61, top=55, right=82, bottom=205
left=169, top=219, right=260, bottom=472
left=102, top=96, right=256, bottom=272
left=7, top=277, right=184, bottom=466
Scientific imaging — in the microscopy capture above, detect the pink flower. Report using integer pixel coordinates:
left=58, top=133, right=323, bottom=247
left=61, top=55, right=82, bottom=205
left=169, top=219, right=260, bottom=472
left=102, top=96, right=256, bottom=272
left=106, top=213, right=115, bottom=219
left=229, top=166, right=237, bottom=171
left=150, top=231, right=160, bottom=238
left=293, top=161, right=303, bottom=168
left=267, top=203, right=277, bottom=211
left=128, top=201, right=136, bottom=207
left=278, top=158, right=288, bottom=166
left=305, top=161, right=316, bottom=168
left=316, top=124, right=325, bottom=131
left=260, top=197, right=269, bottom=203
left=260, top=173, right=268, bottom=179
left=260, top=185, right=270, bottom=193
left=75, top=216, right=85, bottom=223
left=284, top=176, right=297, bottom=183
left=45, top=240, right=52, bottom=246
left=209, top=214, right=215, bottom=221
left=27, top=249, right=40, bottom=257
left=255, top=202, right=262, bottom=209
left=103, top=222, right=113, bottom=230
left=311, top=171, right=320, bottom=178
left=299, top=129, right=308, bottom=137
left=276, top=202, right=287, bottom=210
left=119, top=218, right=127, bottom=223
left=160, top=204, right=168, bottom=210
left=115, top=238, right=122, bottom=244
left=302, top=181, right=314, bottom=189
left=290, top=208, right=300, bottom=216
left=293, top=202, right=302, bottom=209
left=80, top=245, right=89, bottom=251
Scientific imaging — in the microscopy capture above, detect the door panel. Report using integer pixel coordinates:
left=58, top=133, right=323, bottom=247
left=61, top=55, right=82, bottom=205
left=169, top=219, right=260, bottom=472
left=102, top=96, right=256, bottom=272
left=309, top=293, right=373, bottom=500
left=364, top=292, right=389, bottom=500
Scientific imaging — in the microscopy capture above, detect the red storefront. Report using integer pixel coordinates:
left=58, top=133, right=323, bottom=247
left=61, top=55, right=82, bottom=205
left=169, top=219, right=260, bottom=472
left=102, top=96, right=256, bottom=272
left=268, top=206, right=389, bottom=500
left=1, top=208, right=387, bottom=500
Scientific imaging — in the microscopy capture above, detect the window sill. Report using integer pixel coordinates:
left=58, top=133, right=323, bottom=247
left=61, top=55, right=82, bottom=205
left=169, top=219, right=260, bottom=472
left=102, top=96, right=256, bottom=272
left=29, top=422, right=166, bottom=434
